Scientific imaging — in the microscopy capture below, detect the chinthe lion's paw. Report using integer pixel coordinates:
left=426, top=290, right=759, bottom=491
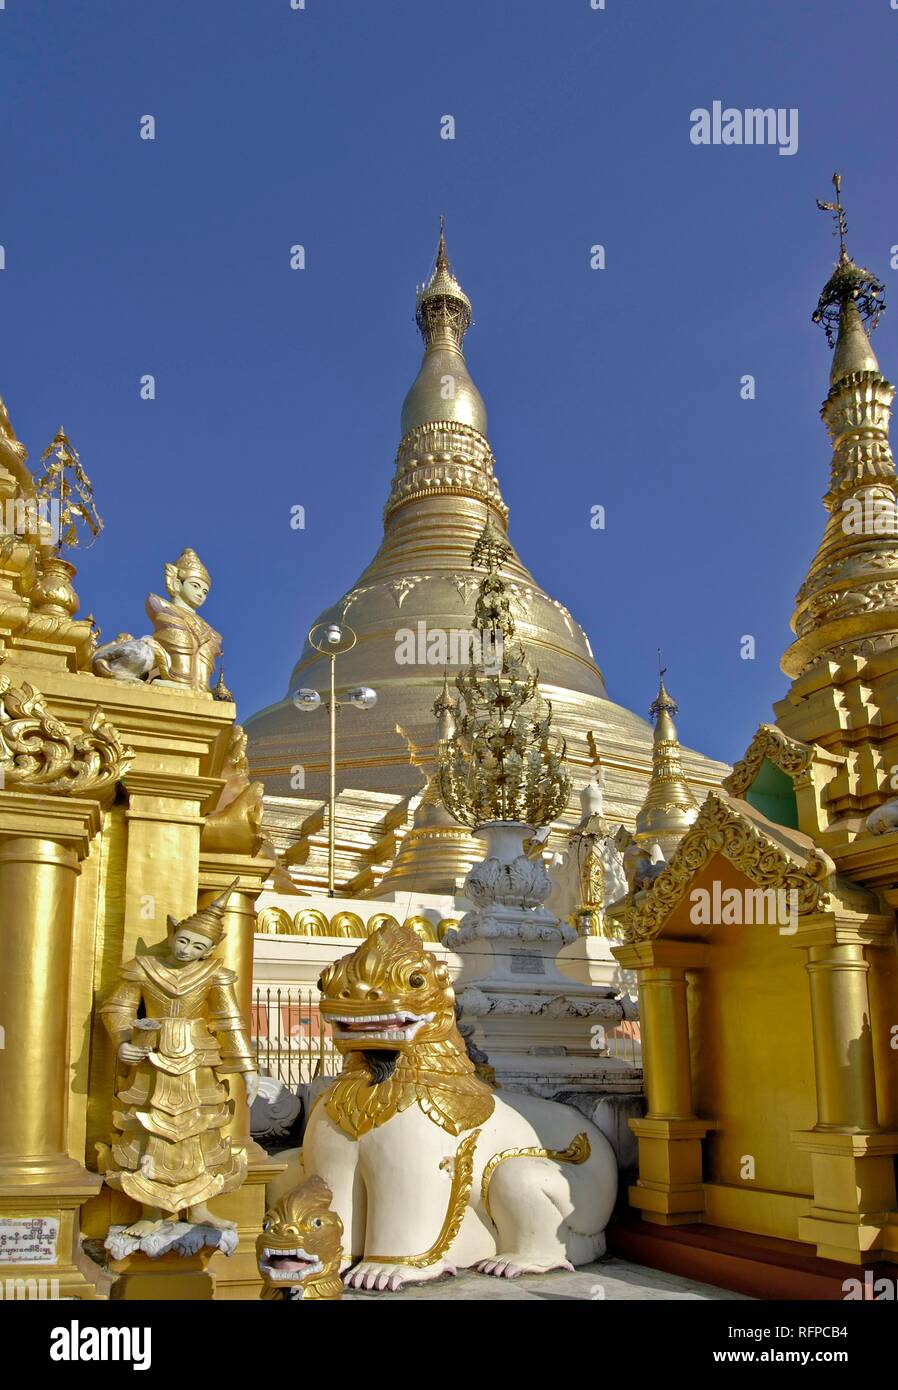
left=474, top=1255, right=575, bottom=1279
left=343, top=1260, right=456, bottom=1292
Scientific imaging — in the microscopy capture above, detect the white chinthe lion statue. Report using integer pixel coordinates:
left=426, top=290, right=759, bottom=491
left=268, top=921, right=618, bottom=1292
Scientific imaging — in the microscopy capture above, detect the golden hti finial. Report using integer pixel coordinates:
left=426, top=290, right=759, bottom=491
left=415, top=217, right=473, bottom=349
left=650, top=649, right=677, bottom=719
left=35, top=428, right=103, bottom=553
left=812, top=172, right=885, bottom=350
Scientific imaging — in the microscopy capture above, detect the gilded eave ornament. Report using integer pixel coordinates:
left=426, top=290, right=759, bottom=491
left=0, top=671, right=133, bottom=795
left=723, top=724, right=816, bottom=799
left=612, top=792, right=833, bottom=942
left=436, top=520, right=571, bottom=830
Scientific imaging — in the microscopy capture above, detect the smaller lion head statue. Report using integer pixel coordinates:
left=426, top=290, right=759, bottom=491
left=257, top=1175, right=343, bottom=1300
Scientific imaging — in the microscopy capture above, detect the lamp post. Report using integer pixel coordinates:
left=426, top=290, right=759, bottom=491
left=293, top=622, right=376, bottom=897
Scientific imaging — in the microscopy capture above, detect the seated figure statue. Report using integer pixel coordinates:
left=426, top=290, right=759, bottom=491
left=145, top=546, right=222, bottom=693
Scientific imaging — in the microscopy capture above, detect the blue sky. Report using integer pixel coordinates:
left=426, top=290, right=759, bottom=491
left=2, top=0, right=898, bottom=764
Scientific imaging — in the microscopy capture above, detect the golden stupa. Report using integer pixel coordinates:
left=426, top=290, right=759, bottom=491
left=246, top=227, right=728, bottom=888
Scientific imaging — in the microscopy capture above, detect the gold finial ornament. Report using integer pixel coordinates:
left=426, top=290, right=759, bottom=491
left=35, top=428, right=103, bottom=551
left=212, top=664, right=234, bottom=702
left=146, top=546, right=222, bottom=693
left=437, top=521, right=571, bottom=829
left=813, top=174, right=885, bottom=353
left=634, top=665, right=699, bottom=857
left=414, top=215, right=473, bottom=350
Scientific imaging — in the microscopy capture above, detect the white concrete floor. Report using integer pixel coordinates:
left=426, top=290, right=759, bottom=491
left=343, top=1258, right=751, bottom=1301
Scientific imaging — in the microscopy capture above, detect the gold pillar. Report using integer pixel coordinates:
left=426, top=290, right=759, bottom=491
left=793, top=919, right=898, bottom=1264
left=806, top=943, right=878, bottom=1130
left=0, top=792, right=104, bottom=1298
left=613, top=939, right=714, bottom=1226
left=199, top=860, right=285, bottom=1299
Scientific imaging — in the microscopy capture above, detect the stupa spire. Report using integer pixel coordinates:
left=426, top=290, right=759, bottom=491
left=782, top=174, right=898, bottom=678
left=812, top=174, right=885, bottom=383
left=634, top=662, right=698, bottom=856
left=400, top=219, right=487, bottom=439
left=414, top=215, right=473, bottom=352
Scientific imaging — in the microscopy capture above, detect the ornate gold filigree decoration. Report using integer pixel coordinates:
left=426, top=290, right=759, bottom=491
left=415, top=218, right=472, bottom=351
left=364, top=1130, right=480, bottom=1269
left=480, top=1132, right=591, bottom=1224
left=437, top=520, right=571, bottom=829
left=614, top=793, right=832, bottom=942
left=35, top=428, right=103, bottom=551
left=257, top=1175, right=343, bottom=1301
left=0, top=672, right=133, bottom=794
left=318, top=923, right=495, bottom=1140
left=813, top=175, right=885, bottom=345
left=723, top=724, right=816, bottom=799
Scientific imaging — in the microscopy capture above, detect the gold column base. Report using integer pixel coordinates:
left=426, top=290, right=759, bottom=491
left=792, top=1128, right=898, bottom=1264
left=0, top=1165, right=104, bottom=1300
left=629, top=1116, right=716, bottom=1226
left=205, top=1158, right=287, bottom=1300
left=109, top=1249, right=216, bottom=1301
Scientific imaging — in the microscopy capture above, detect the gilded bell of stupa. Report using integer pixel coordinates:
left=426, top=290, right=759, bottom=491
left=246, top=226, right=727, bottom=850
left=783, top=174, right=897, bottom=679
left=634, top=671, right=698, bottom=858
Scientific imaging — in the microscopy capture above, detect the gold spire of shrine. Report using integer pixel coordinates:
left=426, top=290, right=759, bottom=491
left=634, top=665, right=698, bottom=856
left=782, top=174, right=898, bottom=679
left=401, top=218, right=487, bottom=436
